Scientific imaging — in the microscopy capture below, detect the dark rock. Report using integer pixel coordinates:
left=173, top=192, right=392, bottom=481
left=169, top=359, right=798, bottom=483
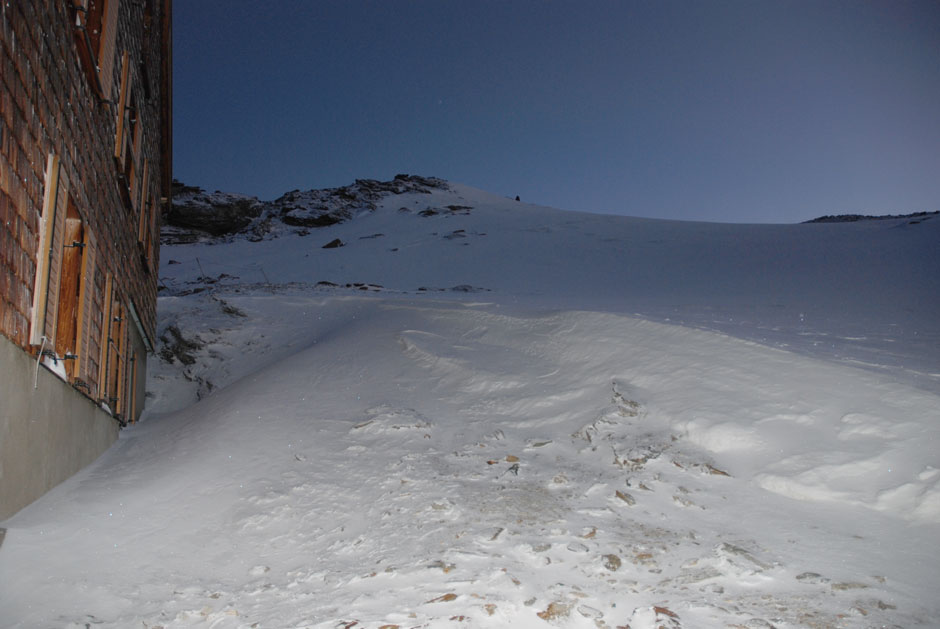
left=323, top=238, right=345, bottom=249
left=166, top=175, right=450, bottom=240
left=158, top=325, right=203, bottom=365
left=805, top=210, right=938, bottom=223
left=451, top=285, right=490, bottom=293
left=167, top=185, right=263, bottom=236
left=281, top=211, right=345, bottom=228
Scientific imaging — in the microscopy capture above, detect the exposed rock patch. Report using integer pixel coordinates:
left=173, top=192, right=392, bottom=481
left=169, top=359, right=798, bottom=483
left=166, top=175, right=449, bottom=243
left=167, top=181, right=263, bottom=237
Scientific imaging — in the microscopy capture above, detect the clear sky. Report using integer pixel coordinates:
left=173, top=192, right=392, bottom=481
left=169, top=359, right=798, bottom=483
left=172, top=0, right=940, bottom=223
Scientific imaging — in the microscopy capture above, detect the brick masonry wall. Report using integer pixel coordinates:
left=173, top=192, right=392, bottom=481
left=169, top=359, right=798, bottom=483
left=0, top=1, right=169, bottom=397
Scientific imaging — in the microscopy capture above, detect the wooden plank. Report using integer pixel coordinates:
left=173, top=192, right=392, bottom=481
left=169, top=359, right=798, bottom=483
left=28, top=155, right=59, bottom=345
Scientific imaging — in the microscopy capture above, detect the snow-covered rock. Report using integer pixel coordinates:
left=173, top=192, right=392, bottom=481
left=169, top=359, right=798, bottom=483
left=166, top=181, right=264, bottom=239
left=166, top=174, right=449, bottom=242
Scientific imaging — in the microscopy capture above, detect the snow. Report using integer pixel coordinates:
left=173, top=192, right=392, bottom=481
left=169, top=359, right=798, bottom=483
left=2, top=182, right=939, bottom=628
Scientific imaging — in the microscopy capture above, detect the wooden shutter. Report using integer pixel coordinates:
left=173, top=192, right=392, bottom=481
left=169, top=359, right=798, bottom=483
left=145, top=194, right=158, bottom=267
left=98, top=0, right=120, bottom=100
left=97, top=278, right=128, bottom=416
left=75, top=229, right=97, bottom=385
left=29, top=155, right=60, bottom=345
left=98, top=273, right=114, bottom=398
left=54, top=198, right=85, bottom=378
left=137, top=159, right=150, bottom=241
left=44, top=169, right=71, bottom=344
left=111, top=300, right=127, bottom=415
left=128, top=349, right=138, bottom=422
left=114, top=50, right=130, bottom=165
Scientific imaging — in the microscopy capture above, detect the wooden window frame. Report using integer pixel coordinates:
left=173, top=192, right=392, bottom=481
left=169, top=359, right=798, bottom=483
left=53, top=195, right=86, bottom=381
left=98, top=276, right=128, bottom=420
left=72, top=0, right=120, bottom=100
left=29, top=157, right=99, bottom=390
left=74, top=230, right=97, bottom=392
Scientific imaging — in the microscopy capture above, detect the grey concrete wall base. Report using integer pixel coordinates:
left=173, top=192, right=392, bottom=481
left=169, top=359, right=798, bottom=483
left=0, top=336, right=119, bottom=521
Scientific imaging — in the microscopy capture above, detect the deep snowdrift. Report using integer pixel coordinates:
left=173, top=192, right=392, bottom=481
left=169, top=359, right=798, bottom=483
left=1, top=181, right=938, bottom=628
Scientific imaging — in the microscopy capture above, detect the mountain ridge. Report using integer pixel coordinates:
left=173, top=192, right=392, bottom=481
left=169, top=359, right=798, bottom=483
left=168, top=175, right=938, bottom=240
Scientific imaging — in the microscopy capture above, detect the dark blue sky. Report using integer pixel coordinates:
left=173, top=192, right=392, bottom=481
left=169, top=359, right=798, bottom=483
left=173, top=0, right=940, bottom=223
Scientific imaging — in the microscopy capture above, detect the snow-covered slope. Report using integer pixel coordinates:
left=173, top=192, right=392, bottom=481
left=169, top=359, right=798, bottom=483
left=160, top=180, right=940, bottom=393
left=1, top=180, right=938, bottom=628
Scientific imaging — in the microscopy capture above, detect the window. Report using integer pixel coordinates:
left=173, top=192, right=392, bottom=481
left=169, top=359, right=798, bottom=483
left=98, top=274, right=128, bottom=418
left=53, top=196, right=86, bottom=381
left=140, top=0, right=155, bottom=101
left=144, top=194, right=158, bottom=268
left=30, top=155, right=99, bottom=389
left=128, top=349, right=139, bottom=421
left=73, top=0, right=120, bottom=100
left=114, top=50, right=129, bottom=164
left=108, top=299, right=127, bottom=416
left=97, top=274, right=113, bottom=400
left=137, top=161, right=158, bottom=270
left=114, top=51, right=143, bottom=211
left=75, top=230, right=98, bottom=392
left=137, top=160, right=150, bottom=244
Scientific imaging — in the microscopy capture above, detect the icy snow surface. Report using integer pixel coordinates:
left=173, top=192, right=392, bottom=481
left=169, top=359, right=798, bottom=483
left=1, top=183, right=939, bottom=628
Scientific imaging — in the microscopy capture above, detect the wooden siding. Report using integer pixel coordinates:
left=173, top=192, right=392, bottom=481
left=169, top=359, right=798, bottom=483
left=0, top=1, right=171, bottom=419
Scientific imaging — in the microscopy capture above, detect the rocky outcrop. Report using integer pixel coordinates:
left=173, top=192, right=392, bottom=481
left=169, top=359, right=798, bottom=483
left=167, top=181, right=263, bottom=236
left=165, top=175, right=449, bottom=243
left=272, top=174, right=448, bottom=228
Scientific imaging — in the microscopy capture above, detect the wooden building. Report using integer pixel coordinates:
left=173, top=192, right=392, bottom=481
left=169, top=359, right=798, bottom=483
left=0, top=0, right=172, bottom=519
